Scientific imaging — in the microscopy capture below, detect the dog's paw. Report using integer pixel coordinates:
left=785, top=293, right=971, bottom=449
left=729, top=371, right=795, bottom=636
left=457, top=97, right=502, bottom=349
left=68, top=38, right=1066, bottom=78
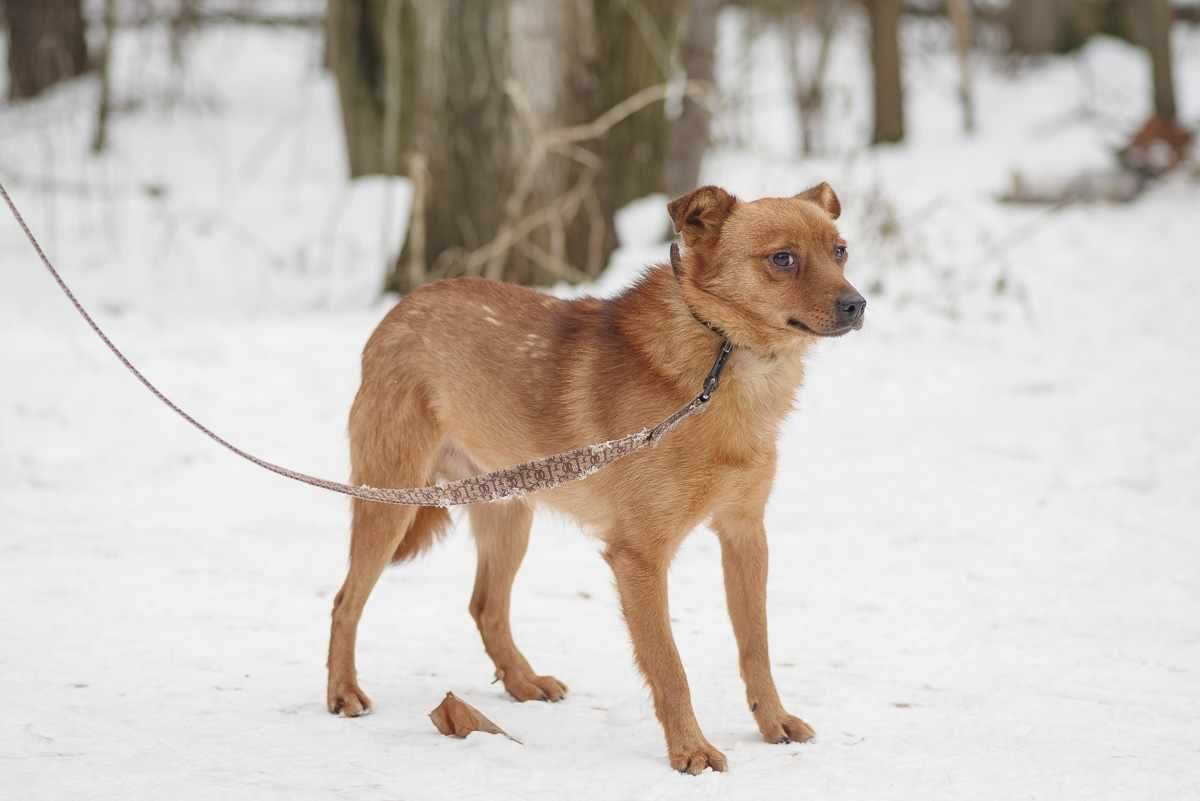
left=327, top=680, right=373, bottom=717
left=501, top=671, right=568, bottom=703
left=760, top=712, right=815, bottom=745
left=668, top=739, right=728, bottom=775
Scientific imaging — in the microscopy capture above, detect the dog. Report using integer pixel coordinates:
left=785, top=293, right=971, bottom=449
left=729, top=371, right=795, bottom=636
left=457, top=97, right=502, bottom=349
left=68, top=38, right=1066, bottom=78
left=326, top=182, right=865, bottom=773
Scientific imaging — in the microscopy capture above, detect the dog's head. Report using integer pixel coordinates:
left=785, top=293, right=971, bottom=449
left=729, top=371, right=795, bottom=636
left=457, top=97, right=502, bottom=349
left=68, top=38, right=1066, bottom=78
left=667, top=183, right=865, bottom=352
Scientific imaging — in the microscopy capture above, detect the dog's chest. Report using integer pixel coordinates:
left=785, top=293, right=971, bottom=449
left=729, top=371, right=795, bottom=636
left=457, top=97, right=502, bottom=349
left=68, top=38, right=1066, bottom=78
left=709, top=353, right=801, bottom=442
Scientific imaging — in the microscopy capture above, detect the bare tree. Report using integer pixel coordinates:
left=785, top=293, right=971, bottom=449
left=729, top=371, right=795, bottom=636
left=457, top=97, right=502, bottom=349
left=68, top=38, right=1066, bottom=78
left=1008, top=0, right=1061, bottom=54
left=947, top=0, right=975, bottom=134
left=91, top=0, right=117, bottom=154
left=328, top=0, right=688, bottom=290
left=782, top=0, right=838, bottom=157
left=2, top=0, right=88, bottom=101
left=1139, top=0, right=1177, bottom=123
left=457, top=78, right=711, bottom=285
left=1005, top=0, right=1118, bottom=55
left=406, top=0, right=514, bottom=288
left=327, top=0, right=507, bottom=290
left=589, top=0, right=683, bottom=249
left=866, top=0, right=904, bottom=144
left=326, top=0, right=420, bottom=178
left=1006, top=0, right=1177, bottom=123
left=169, top=0, right=201, bottom=67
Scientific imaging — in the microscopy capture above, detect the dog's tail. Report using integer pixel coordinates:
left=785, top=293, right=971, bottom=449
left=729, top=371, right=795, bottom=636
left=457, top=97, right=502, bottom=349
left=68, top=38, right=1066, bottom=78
left=391, top=506, right=451, bottom=562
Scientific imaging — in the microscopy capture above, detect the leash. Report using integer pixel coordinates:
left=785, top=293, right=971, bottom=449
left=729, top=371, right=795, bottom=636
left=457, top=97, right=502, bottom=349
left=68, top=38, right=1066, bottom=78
left=0, top=180, right=732, bottom=507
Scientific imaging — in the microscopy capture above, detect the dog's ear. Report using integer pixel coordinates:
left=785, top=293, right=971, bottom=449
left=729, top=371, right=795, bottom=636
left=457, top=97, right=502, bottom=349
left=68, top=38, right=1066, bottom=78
left=795, top=181, right=841, bottom=220
left=667, top=186, right=737, bottom=245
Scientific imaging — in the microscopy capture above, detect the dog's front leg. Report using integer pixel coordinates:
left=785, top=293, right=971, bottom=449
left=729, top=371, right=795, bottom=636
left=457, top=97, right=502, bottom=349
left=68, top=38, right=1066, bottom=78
left=712, top=507, right=816, bottom=745
left=604, top=541, right=727, bottom=774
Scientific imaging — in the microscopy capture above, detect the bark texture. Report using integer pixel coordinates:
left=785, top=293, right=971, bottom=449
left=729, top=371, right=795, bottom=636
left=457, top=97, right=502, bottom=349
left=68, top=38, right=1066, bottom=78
left=948, top=0, right=975, bottom=134
left=91, top=0, right=116, bottom=154
left=590, top=0, right=683, bottom=224
left=867, top=0, right=904, bottom=144
left=2, top=0, right=89, bottom=101
left=1141, top=0, right=1177, bottom=122
left=326, top=0, right=420, bottom=177
left=666, top=0, right=718, bottom=197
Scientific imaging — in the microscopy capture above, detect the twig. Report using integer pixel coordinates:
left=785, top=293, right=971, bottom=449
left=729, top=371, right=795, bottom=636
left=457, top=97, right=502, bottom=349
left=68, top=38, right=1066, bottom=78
left=517, top=240, right=592, bottom=283
left=472, top=173, right=595, bottom=279
left=478, top=79, right=713, bottom=282
left=116, top=9, right=323, bottom=29
left=544, top=80, right=713, bottom=151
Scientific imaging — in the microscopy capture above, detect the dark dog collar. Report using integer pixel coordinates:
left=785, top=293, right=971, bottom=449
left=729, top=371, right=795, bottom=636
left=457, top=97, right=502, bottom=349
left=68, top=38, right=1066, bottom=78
left=671, top=241, right=729, bottom=341
left=670, top=241, right=734, bottom=402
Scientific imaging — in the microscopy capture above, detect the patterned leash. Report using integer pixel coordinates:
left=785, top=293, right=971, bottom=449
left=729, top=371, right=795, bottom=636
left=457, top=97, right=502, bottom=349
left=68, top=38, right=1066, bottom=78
left=0, top=180, right=732, bottom=507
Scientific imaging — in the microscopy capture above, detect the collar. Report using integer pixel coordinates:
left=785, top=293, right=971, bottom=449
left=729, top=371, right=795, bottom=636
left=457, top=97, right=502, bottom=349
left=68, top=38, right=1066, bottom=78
left=670, top=241, right=734, bottom=403
left=670, top=241, right=727, bottom=341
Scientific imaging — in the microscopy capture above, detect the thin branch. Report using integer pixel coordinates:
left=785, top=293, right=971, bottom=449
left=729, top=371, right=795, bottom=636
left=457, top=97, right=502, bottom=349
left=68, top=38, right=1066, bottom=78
left=476, top=79, right=713, bottom=282
left=116, top=9, right=323, bottom=29
left=472, top=174, right=595, bottom=279
left=544, top=79, right=713, bottom=151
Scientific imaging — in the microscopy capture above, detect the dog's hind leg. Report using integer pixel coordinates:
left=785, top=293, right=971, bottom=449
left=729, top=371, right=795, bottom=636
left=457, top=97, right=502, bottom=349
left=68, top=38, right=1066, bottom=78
left=326, top=383, right=442, bottom=717
left=468, top=500, right=567, bottom=702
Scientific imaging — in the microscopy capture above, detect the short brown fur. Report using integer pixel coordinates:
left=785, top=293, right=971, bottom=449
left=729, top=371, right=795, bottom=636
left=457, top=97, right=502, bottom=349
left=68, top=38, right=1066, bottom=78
left=326, top=183, right=864, bottom=773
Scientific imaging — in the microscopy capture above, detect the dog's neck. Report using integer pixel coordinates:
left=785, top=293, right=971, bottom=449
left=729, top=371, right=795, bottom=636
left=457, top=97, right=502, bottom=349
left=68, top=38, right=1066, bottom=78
left=671, top=241, right=728, bottom=342
left=612, top=263, right=807, bottom=416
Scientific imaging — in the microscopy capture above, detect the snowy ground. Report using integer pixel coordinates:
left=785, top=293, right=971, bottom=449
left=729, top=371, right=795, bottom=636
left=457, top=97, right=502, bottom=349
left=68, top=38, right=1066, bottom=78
left=2, top=12, right=1199, bottom=801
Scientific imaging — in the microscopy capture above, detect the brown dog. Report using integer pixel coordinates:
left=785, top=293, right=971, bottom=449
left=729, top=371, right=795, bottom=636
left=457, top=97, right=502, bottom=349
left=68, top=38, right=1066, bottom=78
left=326, top=183, right=865, bottom=773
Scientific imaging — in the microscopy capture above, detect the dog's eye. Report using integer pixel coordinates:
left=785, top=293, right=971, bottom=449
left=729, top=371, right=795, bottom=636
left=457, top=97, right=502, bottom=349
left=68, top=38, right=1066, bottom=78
left=833, top=244, right=848, bottom=261
left=770, top=251, right=796, bottom=269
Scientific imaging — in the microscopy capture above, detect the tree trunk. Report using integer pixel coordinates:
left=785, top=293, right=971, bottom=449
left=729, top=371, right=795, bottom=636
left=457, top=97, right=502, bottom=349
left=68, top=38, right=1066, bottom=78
left=400, top=0, right=513, bottom=289
left=867, top=0, right=904, bottom=145
left=169, top=0, right=200, bottom=67
left=2, top=0, right=89, bottom=101
left=947, top=0, right=975, bottom=134
left=327, top=0, right=381, bottom=176
left=783, top=0, right=838, bottom=158
left=1007, top=0, right=1060, bottom=54
left=589, top=0, right=683, bottom=245
left=1006, top=0, right=1104, bottom=55
left=666, top=0, right=718, bottom=197
left=1140, top=0, right=1177, bottom=123
left=91, top=0, right=116, bottom=154
left=326, top=0, right=420, bottom=178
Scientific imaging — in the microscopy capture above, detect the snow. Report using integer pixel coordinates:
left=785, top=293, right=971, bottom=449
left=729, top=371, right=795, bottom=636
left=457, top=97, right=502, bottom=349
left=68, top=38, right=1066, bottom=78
left=2, top=11, right=1200, bottom=801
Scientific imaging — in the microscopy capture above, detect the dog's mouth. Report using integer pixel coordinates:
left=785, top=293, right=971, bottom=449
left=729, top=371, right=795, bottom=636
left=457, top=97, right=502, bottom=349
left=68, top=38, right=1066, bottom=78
left=787, top=318, right=862, bottom=337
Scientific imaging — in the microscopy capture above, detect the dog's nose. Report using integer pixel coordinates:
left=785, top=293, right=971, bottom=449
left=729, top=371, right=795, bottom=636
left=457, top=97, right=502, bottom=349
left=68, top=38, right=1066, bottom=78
left=836, top=292, right=866, bottom=324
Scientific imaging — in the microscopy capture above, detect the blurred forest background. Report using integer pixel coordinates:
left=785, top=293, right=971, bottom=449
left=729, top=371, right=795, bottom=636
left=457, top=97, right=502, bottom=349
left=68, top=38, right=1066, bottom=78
left=2, top=0, right=1194, bottom=295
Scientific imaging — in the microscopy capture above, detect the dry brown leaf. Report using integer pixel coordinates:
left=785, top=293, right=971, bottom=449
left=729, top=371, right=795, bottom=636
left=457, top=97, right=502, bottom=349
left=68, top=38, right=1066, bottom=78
left=429, top=692, right=522, bottom=744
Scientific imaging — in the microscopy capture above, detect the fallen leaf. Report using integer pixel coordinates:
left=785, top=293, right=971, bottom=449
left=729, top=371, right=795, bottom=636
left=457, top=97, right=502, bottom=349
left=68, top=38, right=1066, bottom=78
left=429, top=692, right=522, bottom=744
